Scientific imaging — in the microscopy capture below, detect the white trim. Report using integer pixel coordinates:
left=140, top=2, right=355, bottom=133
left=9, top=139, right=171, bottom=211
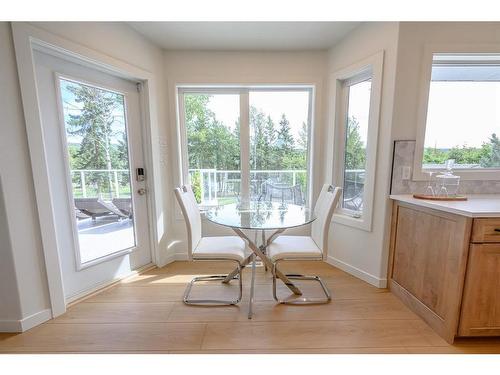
left=239, top=89, right=250, bottom=205
left=11, top=22, right=161, bottom=318
left=173, top=252, right=190, bottom=262
left=330, top=51, right=385, bottom=232
left=20, top=309, right=52, bottom=331
left=413, top=43, right=500, bottom=181
left=326, top=255, right=387, bottom=288
left=163, top=251, right=189, bottom=266
left=0, top=309, right=52, bottom=333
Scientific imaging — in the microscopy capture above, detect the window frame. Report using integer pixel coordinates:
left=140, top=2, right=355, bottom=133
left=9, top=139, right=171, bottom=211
left=330, top=51, right=384, bottom=232
left=414, top=44, right=500, bottom=181
left=176, top=85, right=315, bottom=210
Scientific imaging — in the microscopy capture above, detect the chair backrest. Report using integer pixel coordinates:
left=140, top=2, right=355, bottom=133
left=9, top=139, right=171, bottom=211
left=311, top=184, right=342, bottom=260
left=174, top=185, right=202, bottom=260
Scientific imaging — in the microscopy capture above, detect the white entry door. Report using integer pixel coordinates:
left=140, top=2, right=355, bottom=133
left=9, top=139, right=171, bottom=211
left=33, top=49, right=152, bottom=301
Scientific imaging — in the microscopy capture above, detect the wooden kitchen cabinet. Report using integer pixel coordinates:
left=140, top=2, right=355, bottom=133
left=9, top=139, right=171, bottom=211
left=459, top=243, right=500, bottom=336
left=389, top=198, right=500, bottom=343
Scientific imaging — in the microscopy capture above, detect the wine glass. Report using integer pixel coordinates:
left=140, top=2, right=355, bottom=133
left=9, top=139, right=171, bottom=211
left=424, top=171, right=435, bottom=196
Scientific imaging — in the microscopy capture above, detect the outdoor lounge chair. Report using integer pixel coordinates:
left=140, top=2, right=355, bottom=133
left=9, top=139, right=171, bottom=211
left=74, top=197, right=129, bottom=221
left=74, top=207, right=90, bottom=220
left=112, top=197, right=133, bottom=218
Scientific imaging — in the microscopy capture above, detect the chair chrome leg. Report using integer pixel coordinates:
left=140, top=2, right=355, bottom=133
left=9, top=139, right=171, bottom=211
left=183, top=261, right=242, bottom=306
left=272, top=260, right=331, bottom=305
left=248, top=254, right=256, bottom=319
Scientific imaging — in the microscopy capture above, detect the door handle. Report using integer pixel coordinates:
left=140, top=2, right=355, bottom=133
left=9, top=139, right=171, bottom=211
left=137, top=188, right=147, bottom=196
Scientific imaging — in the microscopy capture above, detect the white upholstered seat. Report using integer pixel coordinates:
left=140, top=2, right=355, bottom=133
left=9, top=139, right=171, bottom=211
left=267, top=235, right=322, bottom=262
left=269, top=184, right=342, bottom=304
left=194, top=236, right=246, bottom=262
left=174, top=185, right=245, bottom=305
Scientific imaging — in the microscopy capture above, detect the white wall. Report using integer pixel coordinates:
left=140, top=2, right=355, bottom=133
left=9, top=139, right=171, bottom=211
left=0, top=23, right=51, bottom=330
left=162, top=50, right=329, bottom=260
left=0, top=21, right=168, bottom=330
left=392, top=22, right=500, bottom=141
left=0, top=178, right=23, bottom=328
left=325, top=22, right=400, bottom=287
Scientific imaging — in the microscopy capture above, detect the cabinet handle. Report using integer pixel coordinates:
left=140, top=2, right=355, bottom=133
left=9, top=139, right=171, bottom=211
left=495, top=228, right=500, bottom=232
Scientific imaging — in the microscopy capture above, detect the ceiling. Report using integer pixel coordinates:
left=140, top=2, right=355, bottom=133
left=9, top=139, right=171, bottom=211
left=129, top=22, right=361, bottom=51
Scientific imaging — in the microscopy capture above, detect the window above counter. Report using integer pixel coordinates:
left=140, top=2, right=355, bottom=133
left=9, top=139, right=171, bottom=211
left=414, top=52, right=500, bottom=180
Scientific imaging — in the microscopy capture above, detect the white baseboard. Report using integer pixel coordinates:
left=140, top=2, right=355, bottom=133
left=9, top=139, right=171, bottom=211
left=161, top=252, right=189, bottom=267
left=327, top=255, right=387, bottom=288
left=173, top=252, right=189, bottom=261
left=0, top=309, right=52, bottom=333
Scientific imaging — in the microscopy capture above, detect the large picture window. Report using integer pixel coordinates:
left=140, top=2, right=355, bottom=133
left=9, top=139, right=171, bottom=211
left=178, top=87, right=312, bottom=208
left=422, top=53, right=500, bottom=171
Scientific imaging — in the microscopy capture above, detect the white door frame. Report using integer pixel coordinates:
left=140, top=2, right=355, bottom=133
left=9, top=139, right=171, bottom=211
left=12, top=22, right=162, bottom=317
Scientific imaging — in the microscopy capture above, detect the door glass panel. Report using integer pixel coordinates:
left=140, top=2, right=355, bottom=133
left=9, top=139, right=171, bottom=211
left=342, top=79, right=371, bottom=214
left=249, top=91, right=310, bottom=206
left=184, top=93, right=241, bottom=207
left=59, top=78, right=136, bottom=264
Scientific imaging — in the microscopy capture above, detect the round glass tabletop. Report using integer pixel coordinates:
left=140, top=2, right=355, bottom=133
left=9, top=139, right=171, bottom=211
left=204, top=201, right=316, bottom=230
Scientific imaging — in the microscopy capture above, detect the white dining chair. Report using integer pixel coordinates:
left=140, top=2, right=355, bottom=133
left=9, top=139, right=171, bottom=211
left=267, top=184, right=342, bottom=304
left=174, top=185, right=246, bottom=305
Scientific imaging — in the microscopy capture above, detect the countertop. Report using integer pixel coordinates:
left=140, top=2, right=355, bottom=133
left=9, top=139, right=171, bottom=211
left=389, top=194, right=500, bottom=218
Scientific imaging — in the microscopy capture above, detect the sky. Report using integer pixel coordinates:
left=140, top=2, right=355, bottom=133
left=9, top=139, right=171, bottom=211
left=425, top=81, right=500, bottom=149
left=346, top=80, right=371, bottom=145
left=206, top=91, right=310, bottom=141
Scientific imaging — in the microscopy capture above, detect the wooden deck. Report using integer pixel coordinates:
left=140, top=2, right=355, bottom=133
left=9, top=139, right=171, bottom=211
left=1, top=261, right=499, bottom=353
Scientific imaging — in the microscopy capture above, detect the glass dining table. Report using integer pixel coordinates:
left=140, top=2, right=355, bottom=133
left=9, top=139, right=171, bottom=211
left=204, top=201, right=316, bottom=318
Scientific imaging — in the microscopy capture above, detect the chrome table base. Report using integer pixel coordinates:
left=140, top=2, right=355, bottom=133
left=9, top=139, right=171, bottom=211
left=223, top=228, right=303, bottom=318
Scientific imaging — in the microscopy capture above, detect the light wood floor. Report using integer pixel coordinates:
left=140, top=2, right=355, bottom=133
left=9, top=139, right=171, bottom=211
left=1, top=261, right=499, bottom=354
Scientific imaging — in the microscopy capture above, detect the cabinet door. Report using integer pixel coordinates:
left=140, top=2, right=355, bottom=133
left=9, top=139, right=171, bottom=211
left=459, top=244, right=500, bottom=336
left=389, top=202, right=472, bottom=343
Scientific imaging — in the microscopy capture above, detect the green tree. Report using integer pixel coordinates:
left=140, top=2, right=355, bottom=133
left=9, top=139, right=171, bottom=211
left=275, top=114, right=295, bottom=171
left=65, top=83, right=123, bottom=196
left=263, top=115, right=278, bottom=169
left=184, top=94, right=239, bottom=170
left=276, top=114, right=295, bottom=152
left=250, top=106, right=267, bottom=170
left=344, top=117, right=366, bottom=170
left=116, top=132, right=129, bottom=169
left=423, top=136, right=498, bottom=167
left=423, top=147, right=449, bottom=164
left=298, top=121, right=308, bottom=150
left=480, top=133, right=500, bottom=167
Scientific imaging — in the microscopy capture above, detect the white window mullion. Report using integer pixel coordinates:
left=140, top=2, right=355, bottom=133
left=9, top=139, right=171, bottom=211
left=239, top=89, right=250, bottom=207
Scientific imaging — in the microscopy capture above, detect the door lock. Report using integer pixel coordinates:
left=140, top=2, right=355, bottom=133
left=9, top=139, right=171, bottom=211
left=136, top=168, right=145, bottom=182
left=137, top=188, right=147, bottom=196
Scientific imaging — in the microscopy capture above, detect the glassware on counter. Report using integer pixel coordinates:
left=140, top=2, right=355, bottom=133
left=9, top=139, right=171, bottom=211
left=424, top=171, right=435, bottom=196
left=435, top=159, right=460, bottom=197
